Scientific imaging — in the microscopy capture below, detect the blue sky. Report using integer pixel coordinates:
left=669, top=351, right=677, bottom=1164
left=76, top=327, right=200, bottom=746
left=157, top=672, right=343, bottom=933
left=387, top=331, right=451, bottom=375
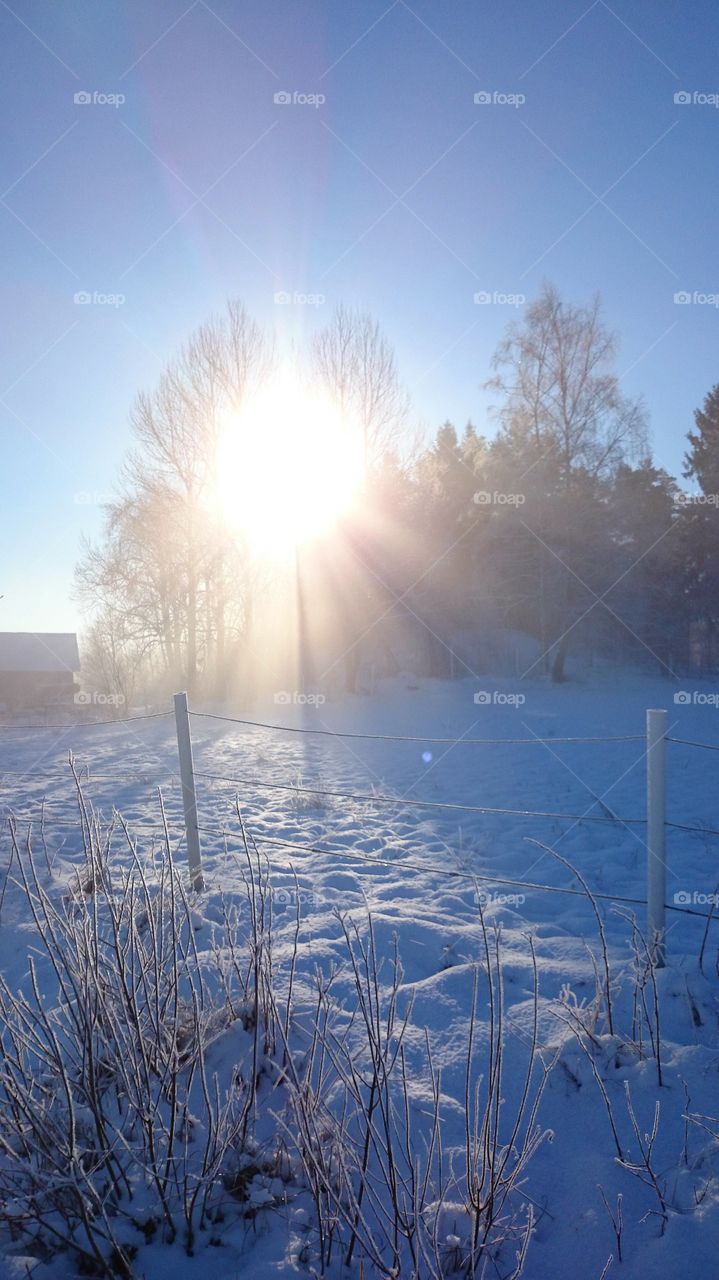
left=1, top=0, right=717, bottom=631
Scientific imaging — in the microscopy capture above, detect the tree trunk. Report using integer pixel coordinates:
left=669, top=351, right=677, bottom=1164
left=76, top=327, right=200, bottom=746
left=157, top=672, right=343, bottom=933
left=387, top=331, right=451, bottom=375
left=551, top=632, right=570, bottom=682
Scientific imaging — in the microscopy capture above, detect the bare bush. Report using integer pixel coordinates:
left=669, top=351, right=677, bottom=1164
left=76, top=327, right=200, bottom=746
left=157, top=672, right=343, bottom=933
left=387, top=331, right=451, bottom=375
left=0, top=812, right=275, bottom=1276
left=0, top=803, right=556, bottom=1278
left=270, top=905, right=554, bottom=1278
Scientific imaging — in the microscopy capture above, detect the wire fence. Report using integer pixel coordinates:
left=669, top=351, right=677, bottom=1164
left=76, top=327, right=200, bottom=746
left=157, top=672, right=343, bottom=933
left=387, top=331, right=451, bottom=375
left=187, top=702, right=719, bottom=937
left=195, top=769, right=647, bottom=825
left=189, top=708, right=646, bottom=745
left=667, top=735, right=719, bottom=752
left=217, top=829, right=717, bottom=921
left=1, top=697, right=719, bottom=935
left=0, top=711, right=173, bottom=732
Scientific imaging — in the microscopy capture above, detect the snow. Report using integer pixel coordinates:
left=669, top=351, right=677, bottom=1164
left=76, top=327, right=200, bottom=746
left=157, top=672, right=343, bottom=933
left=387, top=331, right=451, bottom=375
left=0, top=670, right=718, bottom=1279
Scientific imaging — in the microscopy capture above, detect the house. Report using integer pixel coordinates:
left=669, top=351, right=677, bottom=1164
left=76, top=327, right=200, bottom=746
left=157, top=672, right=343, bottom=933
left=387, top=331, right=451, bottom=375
left=0, top=633, right=80, bottom=711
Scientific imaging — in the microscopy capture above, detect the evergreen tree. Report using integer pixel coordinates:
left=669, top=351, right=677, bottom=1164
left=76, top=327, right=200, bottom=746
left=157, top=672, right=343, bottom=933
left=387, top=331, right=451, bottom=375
left=682, top=385, right=719, bottom=668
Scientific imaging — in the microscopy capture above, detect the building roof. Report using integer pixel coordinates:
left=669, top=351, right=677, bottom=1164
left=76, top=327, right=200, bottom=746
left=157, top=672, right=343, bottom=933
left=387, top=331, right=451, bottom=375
left=0, top=633, right=80, bottom=674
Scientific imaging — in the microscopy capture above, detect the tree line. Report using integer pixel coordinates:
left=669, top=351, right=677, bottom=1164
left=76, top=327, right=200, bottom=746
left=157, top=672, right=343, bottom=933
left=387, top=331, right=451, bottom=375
left=76, top=283, right=719, bottom=703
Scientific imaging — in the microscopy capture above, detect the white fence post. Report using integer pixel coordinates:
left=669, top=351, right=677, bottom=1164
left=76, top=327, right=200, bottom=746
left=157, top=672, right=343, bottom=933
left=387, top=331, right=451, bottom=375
left=174, top=691, right=204, bottom=892
left=646, top=707, right=667, bottom=967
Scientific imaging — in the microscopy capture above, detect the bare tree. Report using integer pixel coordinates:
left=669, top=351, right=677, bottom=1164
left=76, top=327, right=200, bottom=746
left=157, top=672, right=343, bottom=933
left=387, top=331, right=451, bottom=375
left=76, top=300, right=273, bottom=696
left=125, top=300, right=273, bottom=690
left=487, top=282, right=647, bottom=484
left=486, top=282, right=648, bottom=680
left=80, top=609, right=148, bottom=709
left=76, top=486, right=188, bottom=683
left=312, top=303, right=409, bottom=470
left=311, top=306, right=410, bottom=691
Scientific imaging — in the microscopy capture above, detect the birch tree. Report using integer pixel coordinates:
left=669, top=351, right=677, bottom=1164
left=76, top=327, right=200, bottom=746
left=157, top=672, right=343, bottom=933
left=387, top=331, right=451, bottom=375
left=487, top=283, right=647, bottom=680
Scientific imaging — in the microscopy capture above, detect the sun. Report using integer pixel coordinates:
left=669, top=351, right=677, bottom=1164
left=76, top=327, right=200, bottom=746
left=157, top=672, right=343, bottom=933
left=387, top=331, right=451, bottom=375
left=216, top=371, right=364, bottom=553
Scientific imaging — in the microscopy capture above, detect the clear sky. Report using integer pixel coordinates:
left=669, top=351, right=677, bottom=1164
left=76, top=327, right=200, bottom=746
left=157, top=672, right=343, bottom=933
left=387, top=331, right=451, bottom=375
left=1, top=0, right=717, bottom=632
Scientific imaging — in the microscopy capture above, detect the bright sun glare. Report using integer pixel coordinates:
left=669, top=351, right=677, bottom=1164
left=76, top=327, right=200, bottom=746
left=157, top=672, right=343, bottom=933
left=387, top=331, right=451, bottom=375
left=216, top=372, right=364, bottom=554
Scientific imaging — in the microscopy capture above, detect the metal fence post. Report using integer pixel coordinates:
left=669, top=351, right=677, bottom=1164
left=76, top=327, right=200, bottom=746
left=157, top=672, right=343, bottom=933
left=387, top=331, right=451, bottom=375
left=174, top=691, right=204, bottom=891
left=646, top=707, right=667, bottom=966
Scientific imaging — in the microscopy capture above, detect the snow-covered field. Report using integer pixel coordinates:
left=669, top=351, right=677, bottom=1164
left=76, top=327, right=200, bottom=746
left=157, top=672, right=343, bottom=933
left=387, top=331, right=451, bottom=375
left=1, top=671, right=718, bottom=1279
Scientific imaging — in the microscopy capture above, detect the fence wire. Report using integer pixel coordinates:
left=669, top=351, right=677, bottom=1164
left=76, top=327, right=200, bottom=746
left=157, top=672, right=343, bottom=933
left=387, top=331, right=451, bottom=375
left=194, top=824, right=718, bottom=924
left=189, top=709, right=644, bottom=745
left=195, top=769, right=647, bottom=826
left=0, top=698, right=718, bottom=931
left=0, top=712, right=172, bottom=732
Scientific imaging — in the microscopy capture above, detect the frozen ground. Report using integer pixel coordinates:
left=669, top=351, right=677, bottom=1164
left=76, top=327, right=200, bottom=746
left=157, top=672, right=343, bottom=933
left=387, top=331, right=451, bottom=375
left=0, top=670, right=718, bottom=1278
